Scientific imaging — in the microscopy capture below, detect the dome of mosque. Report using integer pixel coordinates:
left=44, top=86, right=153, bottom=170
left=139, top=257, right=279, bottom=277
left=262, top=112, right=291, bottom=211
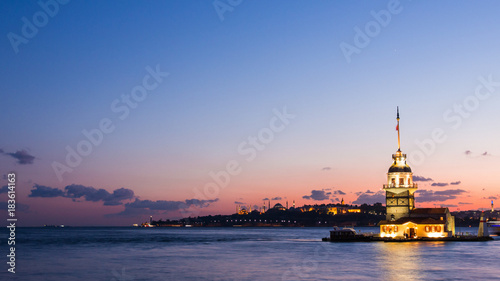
left=272, top=203, right=286, bottom=211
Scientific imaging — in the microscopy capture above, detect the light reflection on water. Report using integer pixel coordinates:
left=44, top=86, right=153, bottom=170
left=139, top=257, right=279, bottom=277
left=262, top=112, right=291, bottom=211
left=377, top=242, right=427, bottom=281
left=0, top=227, right=498, bottom=280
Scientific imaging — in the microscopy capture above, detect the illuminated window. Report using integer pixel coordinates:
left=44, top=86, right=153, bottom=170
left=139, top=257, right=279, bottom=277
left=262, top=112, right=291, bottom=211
left=436, top=226, right=442, bottom=232
left=399, top=178, right=404, bottom=186
left=382, top=226, right=387, bottom=232
left=425, top=226, right=430, bottom=232
left=394, top=226, right=398, bottom=232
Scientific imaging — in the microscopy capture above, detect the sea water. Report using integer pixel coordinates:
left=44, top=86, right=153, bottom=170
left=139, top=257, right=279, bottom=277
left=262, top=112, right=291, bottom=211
left=1, top=227, right=499, bottom=280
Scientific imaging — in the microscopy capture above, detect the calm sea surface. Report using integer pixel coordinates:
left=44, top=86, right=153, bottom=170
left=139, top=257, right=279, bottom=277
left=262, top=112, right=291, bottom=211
left=1, top=227, right=499, bottom=280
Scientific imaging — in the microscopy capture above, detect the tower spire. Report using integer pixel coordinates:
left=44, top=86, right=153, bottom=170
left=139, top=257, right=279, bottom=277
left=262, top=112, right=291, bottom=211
left=396, top=106, right=401, bottom=151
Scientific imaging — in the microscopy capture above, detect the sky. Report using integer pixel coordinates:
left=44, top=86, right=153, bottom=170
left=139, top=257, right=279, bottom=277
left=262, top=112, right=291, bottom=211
left=1, top=0, right=500, bottom=226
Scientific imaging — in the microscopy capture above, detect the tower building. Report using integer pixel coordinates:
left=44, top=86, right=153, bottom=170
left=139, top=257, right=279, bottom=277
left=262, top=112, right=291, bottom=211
left=384, top=107, right=418, bottom=221
left=379, top=108, right=455, bottom=239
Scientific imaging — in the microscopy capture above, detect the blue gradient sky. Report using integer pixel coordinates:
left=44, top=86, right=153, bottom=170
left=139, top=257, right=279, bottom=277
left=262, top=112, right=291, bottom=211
left=1, top=0, right=500, bottom=226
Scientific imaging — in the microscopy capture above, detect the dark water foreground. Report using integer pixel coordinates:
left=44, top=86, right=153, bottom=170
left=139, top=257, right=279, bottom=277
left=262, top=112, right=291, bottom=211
left=1, top=227, right=498, bottom=280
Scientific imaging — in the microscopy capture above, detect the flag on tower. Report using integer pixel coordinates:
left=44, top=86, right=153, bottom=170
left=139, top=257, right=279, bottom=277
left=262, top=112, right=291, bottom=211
left=396, top=106, right=401, bottom=151
left=396, top=106, right=400, bottom=131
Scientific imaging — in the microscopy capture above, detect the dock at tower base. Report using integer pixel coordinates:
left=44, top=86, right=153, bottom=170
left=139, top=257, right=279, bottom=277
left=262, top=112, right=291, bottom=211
left=322, top=232, right=495, bottom=242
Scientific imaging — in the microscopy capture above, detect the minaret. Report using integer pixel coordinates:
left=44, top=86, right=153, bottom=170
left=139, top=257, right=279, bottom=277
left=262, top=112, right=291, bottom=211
left=341, top=198, right=344, bottom=205
left=492, top=200, right=494, bottom=212
left=384, top=107, right=418, bottom=221
left=286, top=201, right=288, bottom=209
left=293, top=200, right=295, bottom=208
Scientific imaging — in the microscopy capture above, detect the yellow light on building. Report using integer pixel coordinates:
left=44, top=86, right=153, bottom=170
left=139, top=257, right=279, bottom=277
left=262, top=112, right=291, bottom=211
left=427, top=232, right=445, bottom=238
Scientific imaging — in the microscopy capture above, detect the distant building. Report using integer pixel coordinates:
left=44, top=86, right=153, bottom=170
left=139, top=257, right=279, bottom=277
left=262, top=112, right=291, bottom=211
left=237, top=205, right=249, bottom=215
left=327, top=207, right=338, bottom=215
left=379, top=108, right=455, bottom=238
left=299, top=205, right=360, bottom=215
left=272, top=203, right=286, bottom=211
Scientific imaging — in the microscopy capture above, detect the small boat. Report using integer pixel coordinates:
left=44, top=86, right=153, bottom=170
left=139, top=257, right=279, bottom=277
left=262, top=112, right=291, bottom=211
left=487, top=221, right=500, bottom=236
left=323, top=227, right=373, bottom=242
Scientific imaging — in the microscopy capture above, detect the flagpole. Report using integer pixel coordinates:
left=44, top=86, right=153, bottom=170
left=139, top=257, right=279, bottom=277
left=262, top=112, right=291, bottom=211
left=397, top=106, right=400, bottom=151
